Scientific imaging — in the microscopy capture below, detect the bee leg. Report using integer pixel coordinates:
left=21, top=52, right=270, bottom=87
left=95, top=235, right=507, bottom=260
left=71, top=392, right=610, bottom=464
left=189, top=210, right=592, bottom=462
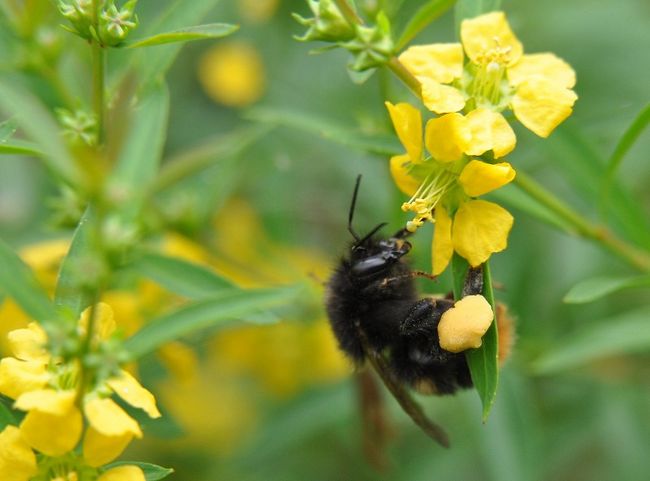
left=399, top=299, right=440, bottom=336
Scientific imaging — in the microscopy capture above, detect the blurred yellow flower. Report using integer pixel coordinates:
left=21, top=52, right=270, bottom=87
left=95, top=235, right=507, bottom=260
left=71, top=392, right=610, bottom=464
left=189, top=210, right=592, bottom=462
left=198, top=40, right=266, bottom=108
left=238, top=0, right=280, bottom=24
left=400, top=11, right=577, bottom=137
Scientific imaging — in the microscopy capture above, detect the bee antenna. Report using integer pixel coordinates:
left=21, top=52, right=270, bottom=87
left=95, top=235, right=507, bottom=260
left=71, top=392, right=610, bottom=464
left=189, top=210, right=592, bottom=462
left=348, top=174, right=362, bottom=241
left=356, top=222, right=388, bottom=246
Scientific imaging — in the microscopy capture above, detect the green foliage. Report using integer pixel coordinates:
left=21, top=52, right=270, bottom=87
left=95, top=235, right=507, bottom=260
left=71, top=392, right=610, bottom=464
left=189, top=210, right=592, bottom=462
left=127, top=23, right=238, bottom=48
left=532, top=307, right=650, bottom=374
left=452, top=255, right=498, bottom=421
left=124, top=286, right=300, bottom=358
left=396, top=0, right=456, bottom=50
left=564, top=274, right=650, bottom=304
left=104, top=462, right=173, bottom=480
left=133, top=251, right=235, bottom=298
left=0, top=239, right=60, bottom=324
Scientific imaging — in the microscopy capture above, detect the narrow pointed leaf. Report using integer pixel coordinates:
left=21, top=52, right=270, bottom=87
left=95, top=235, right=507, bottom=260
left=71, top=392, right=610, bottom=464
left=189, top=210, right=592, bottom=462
left=532, top=307, right=650, bottom=374
left=246, top=107, right=401, bottom=155
left=0, top=238, right=59, bottom=323
left=0, top=140, right=42, bottom=156
left=451, top=254, right=499, bottom=421
left=124, top=287, right=299, bottom=358
left=104, top=462, right=173, bottom=481
left=397, top=0, right=456, bottom=50
left=563, top=274, right=650, bottom=304
left=0, top=79, right=79, bottom=185
left=54, top=208, right=93, bottom=317
left=134, top=251, right=235, bottom=299
left=127, top=23, right=238, bottom=48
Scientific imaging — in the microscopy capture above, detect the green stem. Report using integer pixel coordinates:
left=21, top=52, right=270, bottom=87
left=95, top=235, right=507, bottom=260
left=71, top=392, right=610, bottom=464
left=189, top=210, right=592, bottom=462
left=515, top=171, right=650, bottom=272
left=91, top=0, right=105, bottom=144
left=386, top=57, right=421, bottom=98
left=334, top=0, right=364, bottom=25
left=75, top=291, right=100, bottom=405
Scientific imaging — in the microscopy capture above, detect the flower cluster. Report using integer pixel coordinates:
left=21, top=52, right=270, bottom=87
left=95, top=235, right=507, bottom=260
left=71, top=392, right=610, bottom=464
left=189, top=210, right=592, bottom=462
left=387, top=11, right=577, bottom=273
left=58, top=0, right=138, bottom=46
left=0, top=303, right=160, bottom=481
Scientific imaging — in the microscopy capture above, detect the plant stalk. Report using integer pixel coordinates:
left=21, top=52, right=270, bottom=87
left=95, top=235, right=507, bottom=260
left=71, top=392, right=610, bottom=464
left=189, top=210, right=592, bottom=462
left=515, top=172, right=650, bottom=272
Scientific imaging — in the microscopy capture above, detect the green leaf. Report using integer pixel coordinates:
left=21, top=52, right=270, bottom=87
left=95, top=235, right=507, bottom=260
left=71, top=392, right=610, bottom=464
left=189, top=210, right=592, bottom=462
left=104, top=462, right=173, bottom=481
left=127, top=23, right=238, bottom=48
left=396, top=0, right=456, bottom=50
left=605, top=103, right=650, bottom=181
left=0, top=140, right=42, bottom=156
left=124, top=287, right=299, bottom=358
left=451, top=255, right=499, bottom=421
left=491, top=184, right=574, bottom=234
left=563, top=274, right=650, bottom=304
left=0, top=238, right=59, bottom=323
left=54, top=208, right=94, bottom=317
left=153, top=124, right=271, bottom=192
left=0, top=118, right=17, bottom=142
left=454, top=0, right=501, bottom=30
left=246, top=107, right=401, bottom=156
left=109, top=83, right=169, bottom=217
left=0, top=79, right=79, bottom=185
left=127, top=0, right=225, bottom=89
left=546, top=126, right=650, bottom=250
left=531, top=307, right=650, bottom=374
left=133, top=251, right=235, bottom=299
left=0, top=399, right=16, bottom=430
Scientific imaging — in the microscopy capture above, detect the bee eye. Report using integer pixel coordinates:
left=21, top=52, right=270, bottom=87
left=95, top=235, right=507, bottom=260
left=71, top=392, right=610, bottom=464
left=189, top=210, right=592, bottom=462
left=351, top=256, right=390, bottom=276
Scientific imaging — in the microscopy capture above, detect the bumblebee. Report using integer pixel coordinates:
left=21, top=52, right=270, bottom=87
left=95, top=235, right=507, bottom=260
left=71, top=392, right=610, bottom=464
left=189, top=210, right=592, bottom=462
left=325, top=176, right=478, bottom=396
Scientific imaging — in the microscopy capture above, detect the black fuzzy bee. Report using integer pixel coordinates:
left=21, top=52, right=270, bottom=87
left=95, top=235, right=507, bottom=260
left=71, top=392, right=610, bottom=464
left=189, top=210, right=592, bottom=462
left=326, top=176, right=478, bottom=397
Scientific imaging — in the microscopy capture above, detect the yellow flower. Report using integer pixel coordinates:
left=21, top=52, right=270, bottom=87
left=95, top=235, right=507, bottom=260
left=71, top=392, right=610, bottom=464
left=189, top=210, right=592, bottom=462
left=0, top=425, right=37, bottom=481
left=400, top=11, right=577, bottom=137
left=0, top=423, right=145, bottom=481
left=386, top=102, right=516, bottom=273
left=198, top=40, right=266, bottom=108
left=0, top=304, right=160, bottom=461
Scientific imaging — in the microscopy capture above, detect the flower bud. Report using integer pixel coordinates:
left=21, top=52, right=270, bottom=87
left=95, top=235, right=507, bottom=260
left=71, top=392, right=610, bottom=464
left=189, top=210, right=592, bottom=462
left=341, top=11, right=393, bottom=71
left=293, top=0, right=355, bottom=42
left=98, top=0, right=139, bottom=46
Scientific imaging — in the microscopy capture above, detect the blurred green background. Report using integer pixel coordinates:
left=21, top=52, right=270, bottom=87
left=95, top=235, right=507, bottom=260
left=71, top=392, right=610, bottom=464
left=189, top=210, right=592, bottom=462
left=1, top=0, right=649, bottom=480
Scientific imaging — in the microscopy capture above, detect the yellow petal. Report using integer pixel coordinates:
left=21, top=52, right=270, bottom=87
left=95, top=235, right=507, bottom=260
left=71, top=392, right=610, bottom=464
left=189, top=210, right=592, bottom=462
left=419, top=77, right=466, bottom=114
left=83, top=427, right=134, bottom=467
left=389, top=154, right=420, bottom=196
left=399, top=43, right=464, bottom=83
left=14, top=389, right=76, bottom=416
left=425, top=113, right=470, bottom=163
left=20, top=406, right=82, bottom=456
left=459, top=160, right=516, bottom=197
left=97, top=466, right=146, bottom=481
left=463, top=108, right=516, bottom=158
left=384, top=101, right=422, bottom=163
left=512, top=78, right=578, bottom=137
left=7, top=323, right=48, bottom=362
left=84, top=398, right=142, bottom=438
left=107, top=371, right=161, bottom=419
left=432, top=206, right=453, bottom=275
left=0, top=425, right=38, bottom=481
left=0, top=358, right=49, bottom=400
left=452, top=200, right=514, bottom=266
left=461, top=11, right=523, bottom=66
left=79, top=302, right=116, bottom=340
left=438, top=295, right=494, bottom=352
left=508, top=53, right=576, bottom=89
